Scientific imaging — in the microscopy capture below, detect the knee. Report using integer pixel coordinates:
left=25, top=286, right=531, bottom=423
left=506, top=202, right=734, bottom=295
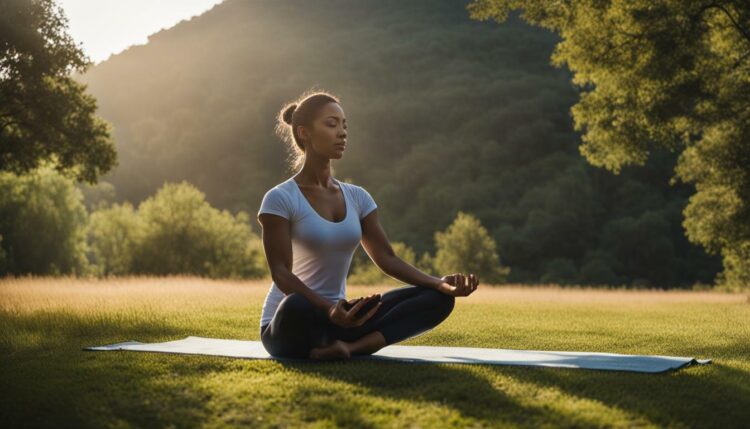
left=423, top=287, right=455, bottom=318
left=438, top=291, right=455, bottom=317
left=275, top=292, right=315, bottom=324
left=261, top=335, right=309, bottom=360
left=278, top=292, right=313, bottom=313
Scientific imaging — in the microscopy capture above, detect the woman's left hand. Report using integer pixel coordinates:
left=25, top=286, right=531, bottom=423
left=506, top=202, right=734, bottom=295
left=438, top=272, right=478, bottom=297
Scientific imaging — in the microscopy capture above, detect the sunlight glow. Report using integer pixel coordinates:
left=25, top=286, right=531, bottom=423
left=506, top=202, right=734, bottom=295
left=56, top=0, right=225, bottom=65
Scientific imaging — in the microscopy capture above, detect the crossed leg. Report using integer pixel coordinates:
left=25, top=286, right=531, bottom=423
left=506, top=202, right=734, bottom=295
left=260, top=285, right=456, bottom=360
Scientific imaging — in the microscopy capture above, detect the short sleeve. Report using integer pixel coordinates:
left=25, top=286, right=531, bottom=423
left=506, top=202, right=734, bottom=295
left=257, top=188, right=292, bottom=220
left=356, top=185, right=378, bottom=220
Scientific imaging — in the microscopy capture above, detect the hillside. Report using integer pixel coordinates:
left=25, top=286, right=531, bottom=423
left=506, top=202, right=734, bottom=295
left=74, top=0, right=721, bottom=287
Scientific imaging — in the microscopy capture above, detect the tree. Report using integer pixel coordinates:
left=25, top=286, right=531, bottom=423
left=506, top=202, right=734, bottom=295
left=0, top=162, right=90, bottom=275
left=86, top=202, right=142, bottom=277
left=0, top=0, right=117, bottom=184
left=433, top=211, right=510, bottom=284
left=467, top=0, right=750, bottom=289
left=131, top=181, right=266, bottom=279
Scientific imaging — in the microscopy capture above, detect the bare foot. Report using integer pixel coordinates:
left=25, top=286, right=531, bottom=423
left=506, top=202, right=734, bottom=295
left=309, top=340, right=351, bottom=360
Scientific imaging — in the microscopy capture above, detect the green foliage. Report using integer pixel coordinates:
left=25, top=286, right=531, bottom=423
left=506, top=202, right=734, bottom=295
left=416, top=251, right=436, bottom=275
left=130, top=182, right=266, bottom=279
left=466, top=0, right=750, bottom=289
left=600, top=211, right=677, bottom=288
left=77, top=181, right=118, bottom=212
left=348, top=241, right=417, bottom=285
left=0, top=0, right=117, bottom=183
left=71, top=0, right=724, bottom=287
left=0, top=166, right=268, bottom=279
left=0, top=163, right=90, bottom=275
left=578, top=250, right=622, bottom=286
left=86, top=202, right=142, bottom=277
left=0, top=234, right=8, bottom=273
left=539, top=258, right=577, bottom=285
left=433, top=211, right=510, bottom=284
left=677, top=122, right=750, bottom=291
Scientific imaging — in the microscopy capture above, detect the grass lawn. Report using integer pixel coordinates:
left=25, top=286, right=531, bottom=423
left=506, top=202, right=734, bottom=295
left=1, top=276, right=749, bottom=428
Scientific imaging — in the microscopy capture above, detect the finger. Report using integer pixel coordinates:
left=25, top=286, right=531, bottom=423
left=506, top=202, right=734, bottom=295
left=357, top=301, right=382, bottom=324
left=349, top=295, right=376, bottom=315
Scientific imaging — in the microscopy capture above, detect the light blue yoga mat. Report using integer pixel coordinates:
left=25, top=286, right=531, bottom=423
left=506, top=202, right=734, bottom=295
left=84, top=336, right=711, bottom=373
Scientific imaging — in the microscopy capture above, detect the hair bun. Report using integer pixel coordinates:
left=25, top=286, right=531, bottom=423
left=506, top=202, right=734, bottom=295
left=282, top=103, right=297, bottom=125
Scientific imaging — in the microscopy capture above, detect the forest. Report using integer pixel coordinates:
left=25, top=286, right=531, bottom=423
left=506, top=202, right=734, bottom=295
left=6, top=0, right=745, bottom=288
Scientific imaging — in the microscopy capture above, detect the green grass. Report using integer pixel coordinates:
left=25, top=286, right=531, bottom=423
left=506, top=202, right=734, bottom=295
left=1, top=276, right=749, bottom=428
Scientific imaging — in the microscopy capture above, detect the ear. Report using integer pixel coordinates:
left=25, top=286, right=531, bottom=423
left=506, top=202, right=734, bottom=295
left=297, top=124, right=309, bottom=142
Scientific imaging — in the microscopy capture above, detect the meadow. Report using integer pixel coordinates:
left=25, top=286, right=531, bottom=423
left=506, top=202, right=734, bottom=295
left=1, top=276, right=748, bottom=428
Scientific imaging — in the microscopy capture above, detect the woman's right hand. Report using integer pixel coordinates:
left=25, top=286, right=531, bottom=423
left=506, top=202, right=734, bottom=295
left=327, top=294, right=382, bottom=328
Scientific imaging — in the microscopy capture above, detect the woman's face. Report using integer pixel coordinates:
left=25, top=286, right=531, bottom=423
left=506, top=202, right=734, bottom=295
left=302, top=102, right=347, bottom=159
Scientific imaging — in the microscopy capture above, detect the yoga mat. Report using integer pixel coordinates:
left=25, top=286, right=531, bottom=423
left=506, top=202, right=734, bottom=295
left=84, top=336, right=712, bottom=373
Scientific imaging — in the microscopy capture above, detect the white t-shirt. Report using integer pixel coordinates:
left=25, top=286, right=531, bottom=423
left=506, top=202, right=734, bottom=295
left=257, top=177, right=378, bottom=327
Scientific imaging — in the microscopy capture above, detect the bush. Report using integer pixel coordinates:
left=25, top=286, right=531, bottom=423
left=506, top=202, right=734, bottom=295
left=0, top=165, right=90, bottom=276
left=127, top=181, right=266, bottom=279
left=86, top=202, right=142, bottom=276
left=433, top=211, right=510, bottom=284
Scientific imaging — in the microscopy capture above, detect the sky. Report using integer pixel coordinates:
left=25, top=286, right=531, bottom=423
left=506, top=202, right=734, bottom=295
left=56, top=0, right=226, bottom=65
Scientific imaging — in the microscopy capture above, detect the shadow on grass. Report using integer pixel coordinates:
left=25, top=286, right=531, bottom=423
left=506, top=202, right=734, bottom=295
left=5, top=306, right=748, bottom=428
left=502, top=358, right=750, bottom=428
left=0, top=309, right=219, bottom=429
left=269, top=358, right=593, bottom=426
left=268, top=342, right=750, bottom=428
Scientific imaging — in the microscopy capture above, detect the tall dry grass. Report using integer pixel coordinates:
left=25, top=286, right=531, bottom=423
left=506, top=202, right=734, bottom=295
left=1, top=275, right=746, bottom=314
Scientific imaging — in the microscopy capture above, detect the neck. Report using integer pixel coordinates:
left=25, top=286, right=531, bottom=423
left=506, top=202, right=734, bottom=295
left=296, top=160, right=335, bottom=187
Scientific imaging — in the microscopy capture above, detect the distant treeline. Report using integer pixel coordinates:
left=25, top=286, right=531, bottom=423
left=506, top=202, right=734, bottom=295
left=0, top=166, right=512, bottom=285
left=67, top=0, right=721, bottom=288
left=0, top=164, right=721, bottom=289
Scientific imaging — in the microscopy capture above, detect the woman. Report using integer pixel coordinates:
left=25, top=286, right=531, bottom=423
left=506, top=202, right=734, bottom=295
left=257, top=89, right=479, bottom=360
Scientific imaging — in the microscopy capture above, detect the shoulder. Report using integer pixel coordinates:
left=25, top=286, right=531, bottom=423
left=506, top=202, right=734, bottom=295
left=261, top=183, right=291, bottom=202
left=271, top=180, right=294, bottom=195
left=338, top=181, right=368, bottom=201
left=337, top=180, right=355, bottom=193
left=340, top=180, right=377, bottom=218
left=338, top=180, right=367, bottom=194
left=258, top=179, right=297, bottom=219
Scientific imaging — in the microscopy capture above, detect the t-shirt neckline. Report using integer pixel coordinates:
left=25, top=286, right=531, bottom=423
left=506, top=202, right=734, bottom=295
left=290, top=177, right=349, bottom=224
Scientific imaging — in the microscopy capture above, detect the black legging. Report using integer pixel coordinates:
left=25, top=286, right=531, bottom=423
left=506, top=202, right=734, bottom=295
left=260, top=284, right=455, bottom=359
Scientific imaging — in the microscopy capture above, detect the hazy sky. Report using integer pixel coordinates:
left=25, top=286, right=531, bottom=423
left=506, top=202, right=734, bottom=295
left=57, top=0, right=225, bottom=64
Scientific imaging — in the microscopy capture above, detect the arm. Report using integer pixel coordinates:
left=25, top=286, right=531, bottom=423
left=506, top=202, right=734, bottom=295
left=359, top=209, right=453, bottom=295
left=257, top=213, right=334, bottom=315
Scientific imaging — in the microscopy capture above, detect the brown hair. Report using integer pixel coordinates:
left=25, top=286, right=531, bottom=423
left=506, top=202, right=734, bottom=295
left=275, top=88, right=341, bottom=173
